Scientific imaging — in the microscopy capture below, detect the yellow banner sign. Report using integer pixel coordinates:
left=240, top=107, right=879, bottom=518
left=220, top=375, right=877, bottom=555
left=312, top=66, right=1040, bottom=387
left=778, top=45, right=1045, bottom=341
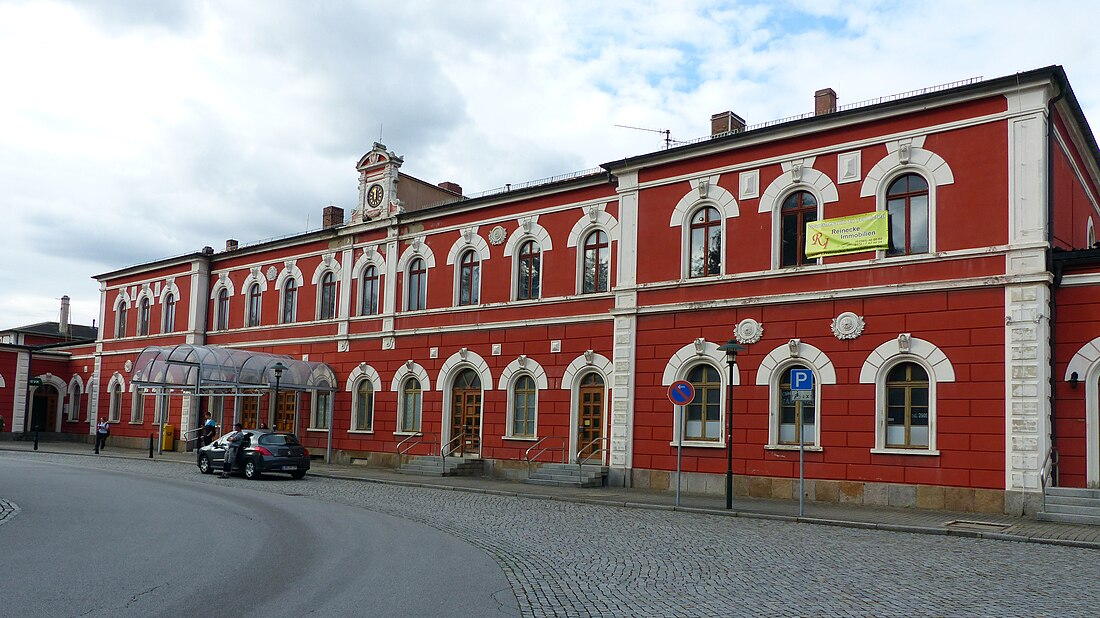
left=805, top=212, right=889, bottom=258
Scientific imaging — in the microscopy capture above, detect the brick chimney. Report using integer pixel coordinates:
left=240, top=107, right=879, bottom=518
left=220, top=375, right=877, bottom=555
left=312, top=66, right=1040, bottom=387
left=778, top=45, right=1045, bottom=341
left=710, top=111, right=746, bottom=136
left=322, top=205, right=344, bottom=229
left=225, top=239, right=238, bottom=252
left=438, top=181, right=462, bottom=196
left=815, top=88, right=837, bottom=116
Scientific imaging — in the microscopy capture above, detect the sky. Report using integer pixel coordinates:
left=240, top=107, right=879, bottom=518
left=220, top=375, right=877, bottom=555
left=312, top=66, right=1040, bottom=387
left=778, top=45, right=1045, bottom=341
left=2, top=0, right=1098, bottom=331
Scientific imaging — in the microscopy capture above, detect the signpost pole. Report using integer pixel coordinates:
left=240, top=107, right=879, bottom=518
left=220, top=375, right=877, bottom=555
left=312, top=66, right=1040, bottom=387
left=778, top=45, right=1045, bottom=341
left=799, top=404, right=805, bottom=517
left=675, top=405, right=683, bottom=508
left=667, top=380, right=695, bottom=510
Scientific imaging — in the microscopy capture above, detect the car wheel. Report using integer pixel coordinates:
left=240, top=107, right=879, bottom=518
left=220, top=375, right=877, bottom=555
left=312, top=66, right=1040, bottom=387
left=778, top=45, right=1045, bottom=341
left=243, top=458, right=261, bottom=480
left=198, top=455, right=213, bottom=474
left=290, top=470, right=306, bottom=480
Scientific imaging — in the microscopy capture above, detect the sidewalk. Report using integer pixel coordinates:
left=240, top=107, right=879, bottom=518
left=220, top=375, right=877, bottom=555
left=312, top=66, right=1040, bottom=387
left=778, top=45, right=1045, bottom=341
left=4, top=439, right=1100, bottom=550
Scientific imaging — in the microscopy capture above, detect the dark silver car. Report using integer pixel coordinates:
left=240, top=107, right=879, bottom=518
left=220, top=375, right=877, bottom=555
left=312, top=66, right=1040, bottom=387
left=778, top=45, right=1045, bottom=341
left=197, top=429, right=310, bottom=479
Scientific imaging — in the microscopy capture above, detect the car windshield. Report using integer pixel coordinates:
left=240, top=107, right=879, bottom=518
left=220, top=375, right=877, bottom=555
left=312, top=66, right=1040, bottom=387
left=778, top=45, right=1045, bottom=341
left=259, top=433, right=300, bottom=446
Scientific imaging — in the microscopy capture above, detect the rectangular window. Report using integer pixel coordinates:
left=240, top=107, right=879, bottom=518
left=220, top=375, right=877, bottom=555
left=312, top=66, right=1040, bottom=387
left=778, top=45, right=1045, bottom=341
left=313, top=391, right=330, bottom=429
left=779, top=389, right=815, bottom=445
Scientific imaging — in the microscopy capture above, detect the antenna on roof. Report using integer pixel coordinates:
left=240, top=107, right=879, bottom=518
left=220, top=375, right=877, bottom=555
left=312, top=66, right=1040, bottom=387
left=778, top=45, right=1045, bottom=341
left=615, top=124, right=686, bottom=149
left=378, top=123, right=384, bottom=142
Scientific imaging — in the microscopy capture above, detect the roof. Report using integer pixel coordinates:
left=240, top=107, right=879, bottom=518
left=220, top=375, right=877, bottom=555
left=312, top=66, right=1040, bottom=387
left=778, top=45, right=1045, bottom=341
left=131, top=344, right=337, bottom=396
left=3, top=321, right=98, bottom=342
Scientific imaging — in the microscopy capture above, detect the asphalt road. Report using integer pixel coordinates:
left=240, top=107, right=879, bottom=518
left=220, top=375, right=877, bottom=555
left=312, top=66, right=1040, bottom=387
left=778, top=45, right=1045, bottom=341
left=0, top=457, right=518, bottom=617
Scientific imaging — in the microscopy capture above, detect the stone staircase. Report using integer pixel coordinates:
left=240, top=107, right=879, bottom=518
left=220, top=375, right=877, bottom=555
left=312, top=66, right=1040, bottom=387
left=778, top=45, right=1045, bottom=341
left=1038, top=487, right=1100, bottom=525
left=526, top=463, right=607, bottom=488
left=398, top=455, right=484, bottom=477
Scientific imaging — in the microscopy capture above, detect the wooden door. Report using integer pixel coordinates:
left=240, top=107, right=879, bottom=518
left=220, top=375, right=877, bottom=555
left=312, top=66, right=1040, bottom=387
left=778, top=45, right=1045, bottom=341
left=240, top=397, right=258, bottom=429
left=450, top=369, right=482, bottom=456
left=577, top=373, right=605, bottom=461
left=31, top=387, right=59, bottom=432
left=275, top=392, right=296, bottom=433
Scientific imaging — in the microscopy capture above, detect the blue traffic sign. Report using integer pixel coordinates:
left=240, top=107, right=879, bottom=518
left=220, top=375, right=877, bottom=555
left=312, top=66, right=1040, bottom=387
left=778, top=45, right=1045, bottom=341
left=790, top=368, right=814, bottom=391
left=668, top=380, right=695, bottom=406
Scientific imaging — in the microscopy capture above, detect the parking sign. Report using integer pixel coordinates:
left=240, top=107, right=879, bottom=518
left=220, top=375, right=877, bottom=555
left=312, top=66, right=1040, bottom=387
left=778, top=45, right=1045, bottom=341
left=790, top=368, right=813, bottom=391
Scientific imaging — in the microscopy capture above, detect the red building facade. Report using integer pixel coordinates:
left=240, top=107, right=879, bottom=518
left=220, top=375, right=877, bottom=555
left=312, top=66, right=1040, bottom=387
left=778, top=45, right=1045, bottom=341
left=6, top=66, right=1100, bottom=516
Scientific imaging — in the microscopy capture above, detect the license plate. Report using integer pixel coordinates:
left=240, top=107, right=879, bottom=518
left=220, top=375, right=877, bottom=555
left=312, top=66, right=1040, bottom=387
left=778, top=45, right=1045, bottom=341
left=282, top=466, right=298, bottom=471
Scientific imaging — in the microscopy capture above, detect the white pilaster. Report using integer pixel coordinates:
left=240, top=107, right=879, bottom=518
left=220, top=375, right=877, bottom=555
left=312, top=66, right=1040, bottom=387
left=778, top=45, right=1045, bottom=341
left=1004, top=283, right=1051, bottom=494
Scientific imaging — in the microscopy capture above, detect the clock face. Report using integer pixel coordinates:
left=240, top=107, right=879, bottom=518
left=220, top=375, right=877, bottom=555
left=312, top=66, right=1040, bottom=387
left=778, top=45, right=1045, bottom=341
left=367, top=184, right=384, bottom=208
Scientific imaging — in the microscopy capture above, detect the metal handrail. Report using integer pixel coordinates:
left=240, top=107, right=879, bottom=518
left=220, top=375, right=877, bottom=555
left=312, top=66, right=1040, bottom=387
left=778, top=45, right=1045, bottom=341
left=524, top=436, right=567, bottom=477
left=1040, top=445, right=1059, bottom=512
left=441, top=431, right=466, bottom=458
left=397, top=433, right=425, bottom=456
left=574, top=436, right=609, bottom=472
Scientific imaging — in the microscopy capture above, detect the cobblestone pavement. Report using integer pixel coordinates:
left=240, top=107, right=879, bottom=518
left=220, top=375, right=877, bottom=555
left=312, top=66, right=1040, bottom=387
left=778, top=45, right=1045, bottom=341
left=4, top=450, right=1099, bottom=617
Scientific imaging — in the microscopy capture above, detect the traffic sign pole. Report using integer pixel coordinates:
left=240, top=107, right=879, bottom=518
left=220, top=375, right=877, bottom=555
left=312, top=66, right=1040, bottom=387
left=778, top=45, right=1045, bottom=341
left=668, top=381, right=695, bottom=510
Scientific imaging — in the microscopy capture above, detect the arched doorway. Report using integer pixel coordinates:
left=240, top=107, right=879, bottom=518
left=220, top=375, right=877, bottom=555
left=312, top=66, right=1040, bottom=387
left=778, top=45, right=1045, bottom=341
left=31, top=385, right=60, bottom=433
left=450, top=369, right=482, bottom=456
left=576, top=372, right=605, bottom=461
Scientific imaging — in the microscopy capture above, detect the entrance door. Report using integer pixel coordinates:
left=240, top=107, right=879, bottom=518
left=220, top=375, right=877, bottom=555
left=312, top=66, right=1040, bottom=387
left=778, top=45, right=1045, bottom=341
left=577, top=373, right=605, bottom=461
left=274, top=392, right=296, bottom=433
left=31, top=386, right=59, bottom=432
left=240, top=397, right=258, bottom=429
left=450, top=369, right=482, bottom=456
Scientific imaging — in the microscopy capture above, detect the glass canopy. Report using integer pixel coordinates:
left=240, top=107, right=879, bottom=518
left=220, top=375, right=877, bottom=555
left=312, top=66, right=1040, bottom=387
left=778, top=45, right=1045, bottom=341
left=131, top=344, right=337, bottom=396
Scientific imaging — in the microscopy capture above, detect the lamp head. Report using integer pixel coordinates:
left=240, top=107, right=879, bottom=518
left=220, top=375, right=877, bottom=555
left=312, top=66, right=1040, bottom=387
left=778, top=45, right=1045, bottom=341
left=717, top=339, right=746, bottom=363
left=272, top=361, right=287, bottom=378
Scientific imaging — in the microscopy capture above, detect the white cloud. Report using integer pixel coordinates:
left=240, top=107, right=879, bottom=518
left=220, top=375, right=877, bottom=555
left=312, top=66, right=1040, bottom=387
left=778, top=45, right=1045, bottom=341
left=1, top=0, right=1098, bottom=330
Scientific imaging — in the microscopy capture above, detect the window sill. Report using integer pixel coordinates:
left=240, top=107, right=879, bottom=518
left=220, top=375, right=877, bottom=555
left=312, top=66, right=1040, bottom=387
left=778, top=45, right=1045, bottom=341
left=347, top=429, right=375, bottom=435
left=667, top=440, right=726, bottom=449
left=305, top=428, right=331, bottom=432
left=392, top=431, right=423, bottom=437
left=870, top=448, right=940, bottom=456
left=765, top=444, right=823, bottom=452
left=503, top=435, right=539, bottom=442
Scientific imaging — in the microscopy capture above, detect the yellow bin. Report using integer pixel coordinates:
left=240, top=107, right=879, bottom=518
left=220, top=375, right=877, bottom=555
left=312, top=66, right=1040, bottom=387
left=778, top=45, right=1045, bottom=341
left=161, top=424, right=175, bottom=451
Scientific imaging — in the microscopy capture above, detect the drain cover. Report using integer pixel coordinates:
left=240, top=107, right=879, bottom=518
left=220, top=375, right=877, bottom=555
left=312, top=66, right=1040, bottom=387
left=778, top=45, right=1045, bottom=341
left=944, top=520, right=1012, bottom=532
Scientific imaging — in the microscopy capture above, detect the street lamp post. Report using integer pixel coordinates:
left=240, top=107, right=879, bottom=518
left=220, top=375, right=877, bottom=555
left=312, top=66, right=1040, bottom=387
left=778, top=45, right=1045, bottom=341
left=718, top=339, right=745, bottom=510
left=272, top=362, right=287, bottom=430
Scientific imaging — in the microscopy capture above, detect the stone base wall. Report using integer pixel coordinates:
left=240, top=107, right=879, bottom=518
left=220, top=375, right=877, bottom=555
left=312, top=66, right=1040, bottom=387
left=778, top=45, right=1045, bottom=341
left=485, top=458, right=531, bottom=481
left=632, top=469, right=1013, bottom=515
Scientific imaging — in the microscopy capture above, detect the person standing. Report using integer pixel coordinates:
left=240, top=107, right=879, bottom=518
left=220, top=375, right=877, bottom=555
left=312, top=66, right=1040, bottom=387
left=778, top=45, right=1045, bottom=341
left=202, top=412, right=217, bottom=446
left=220, top=423, right=245, bottom=478
left=95, top=418, right=109, bottom=453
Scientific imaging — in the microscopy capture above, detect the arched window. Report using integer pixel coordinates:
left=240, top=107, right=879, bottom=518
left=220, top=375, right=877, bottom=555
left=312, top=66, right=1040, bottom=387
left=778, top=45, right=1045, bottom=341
left=781, top=191, right=817, bottom=267
left=116, top=304, right=127, bottom=338
left=163, top=293, right=176, bottom=333
left=319, top=272, right=337, bottom=320
left=68, top=383, right=81, bottom=422
left=354, top=379, right=374, bottom=431
left=458, top=249, right=480, bottom=306
left=689, top=206, right=722, bottom=277
left=109, top=382, right=123, bottom=422
left=400, top=377, right=422, bottom=432
left=407, top=258, right=427, bottom=311
left=138, top=298, right=150, bottom=336
left=360, top=265, right=379, bottom=315
left=247, top=283, right=262, bottom=327
left=517, top=240, right=541, bottom=300
left=685, top=364, right=722, bottom=442
left=282, top=279, right=297, bottom=324
left=581, top=230, right=610, bottom=293
left=215, top=288, right=230, bottom=330
left=312, top=381, right=331, bottom=430
left=886, top=174, right=929, bottom=256
left=885, top=362, right=930, bottom=448
left=778, top=365, right=815, bottom=445
left=511, top=375, right=537, bottom=437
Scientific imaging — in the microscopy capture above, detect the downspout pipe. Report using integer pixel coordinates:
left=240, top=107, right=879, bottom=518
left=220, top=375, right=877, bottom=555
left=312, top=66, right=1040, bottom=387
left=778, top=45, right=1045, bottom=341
left=1045, top=82, right=1066, bottom=486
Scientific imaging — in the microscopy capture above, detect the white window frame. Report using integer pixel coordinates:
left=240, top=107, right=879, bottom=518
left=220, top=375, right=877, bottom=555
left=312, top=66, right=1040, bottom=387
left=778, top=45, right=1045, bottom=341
left=345, top=363, right=381, bottom=433
left=106, top=373, right=126, bottom=423
left=756, top=340, right=836, bottom=451
left=505, top=218, right=553, bottom=301
left=662, top=340, right=737, bottom=449
left=669, top=176, right=739, bottom=280
left=769, top=361, right=822, bottom=449
left=499, top=355, right=548, bottom=441
left=860, top=335, right=954, bottom=456
left=454, top=249, right=482, bottom=307
left=66, top=379, right=82, bottom=422
left=391, top=361, right=431, bottom=435
left=310, top=383, right=332, bottom=431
